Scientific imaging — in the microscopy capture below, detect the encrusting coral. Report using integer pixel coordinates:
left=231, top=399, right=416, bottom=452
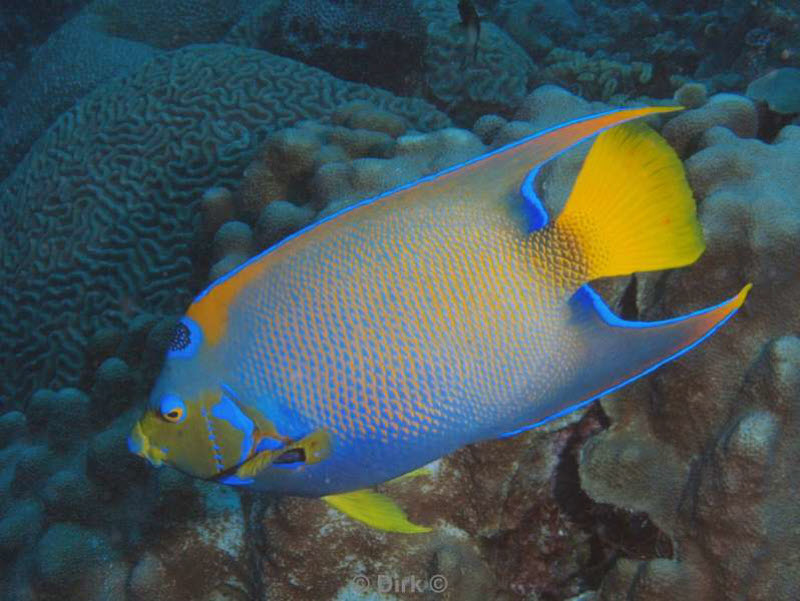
left=661, top=93, right=758, bottom=156
left=89, top=0, right=245, bottom=50
left=200, top=101, right=479, bottom=281
left=415, top=0, right=536, bottom=125
left=673, top=82, right=708, bottom=109
left=209, top=221, right=255, bottom=280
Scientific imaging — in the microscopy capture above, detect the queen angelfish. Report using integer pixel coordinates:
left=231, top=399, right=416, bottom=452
left=128, top=106, right=750, bottom=533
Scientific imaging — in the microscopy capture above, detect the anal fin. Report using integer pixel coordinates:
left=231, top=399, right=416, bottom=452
left=564, top=283, right=751, bottom=413
left=500, top=283, right=751, bottom=439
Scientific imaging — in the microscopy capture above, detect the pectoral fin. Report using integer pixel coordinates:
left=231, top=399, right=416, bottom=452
left=323, top=489, right=432, bottom=534
left=235, top=448, right=276, bottom=478
left=235, top=429, right=332, bottom=478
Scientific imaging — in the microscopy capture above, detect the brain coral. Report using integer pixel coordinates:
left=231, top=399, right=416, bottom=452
left=0, top=13, right=156, bottom=180
left=0, top=44, right=448, bottom=407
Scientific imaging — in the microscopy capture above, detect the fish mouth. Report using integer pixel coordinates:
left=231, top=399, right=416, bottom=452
left=127, top=421, right=166, bottom=467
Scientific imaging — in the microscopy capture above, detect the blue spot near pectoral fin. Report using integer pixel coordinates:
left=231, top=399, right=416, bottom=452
left=500, top=284, right=749, bottom=439
left=218, top=474, right=255, bottom=487
left=520, top=164, right=549, bottom=231
left=255, top=437, right=284, bottom=453
left=211, top=389, right=255, bottom=463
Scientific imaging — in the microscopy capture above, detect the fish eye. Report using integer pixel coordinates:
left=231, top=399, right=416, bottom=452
left=159, top=395, right=186, bottom=424
left=163, top=407, right=183, bottom=423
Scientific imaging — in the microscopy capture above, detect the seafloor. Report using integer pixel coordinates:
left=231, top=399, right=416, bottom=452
left=0, top=1, right=798, bottom=600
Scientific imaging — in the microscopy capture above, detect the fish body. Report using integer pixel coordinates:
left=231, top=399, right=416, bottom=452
left=130, top=107, right=749, bottom=531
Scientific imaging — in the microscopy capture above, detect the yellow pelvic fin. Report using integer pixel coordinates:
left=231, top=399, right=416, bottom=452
left=387, top=466, right=433, bottom=485
left=554, top=121, right=704, bottom=280
left=323, top=489, right=432, bottom=534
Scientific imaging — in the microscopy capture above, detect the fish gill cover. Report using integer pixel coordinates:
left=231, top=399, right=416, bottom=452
left=0, top=1, right=798, bottom=600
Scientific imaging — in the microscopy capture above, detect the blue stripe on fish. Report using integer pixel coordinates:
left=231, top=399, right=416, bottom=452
left=520, top=164, right=549, bottom=230
left=218, top=475, right=255, bottom=486
left=211, top=393, right=255, bottom=463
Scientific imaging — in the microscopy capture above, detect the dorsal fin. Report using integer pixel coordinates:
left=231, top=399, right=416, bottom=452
left=406, top=106, right=683, bottom=210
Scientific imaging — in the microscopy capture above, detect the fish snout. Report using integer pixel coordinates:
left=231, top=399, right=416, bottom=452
left=127, top=420, right=165, bottom=467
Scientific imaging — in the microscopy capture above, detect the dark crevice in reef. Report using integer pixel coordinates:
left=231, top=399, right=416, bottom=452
left=755, top=106, right=795, bottom=144
left=552, top=404, right=674, bottom=590
left=240, top=491, right=273, bottom=601
left=618, top=274, right=639, bottom=321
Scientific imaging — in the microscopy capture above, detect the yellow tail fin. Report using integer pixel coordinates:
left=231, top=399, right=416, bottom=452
left=555, top=121, right=704, bottom=280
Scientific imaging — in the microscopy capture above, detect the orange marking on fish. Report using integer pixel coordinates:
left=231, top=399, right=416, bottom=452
left=187, top=259, right=271, bottom=347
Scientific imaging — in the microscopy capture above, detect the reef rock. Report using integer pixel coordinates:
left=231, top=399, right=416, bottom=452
left=248, top=426, right=594, bottom=601
left=746, top=67, right=800, bottom=115
left=128, top=479, right=251, bottom=601
left=261, top=0, right=427, bottom=95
